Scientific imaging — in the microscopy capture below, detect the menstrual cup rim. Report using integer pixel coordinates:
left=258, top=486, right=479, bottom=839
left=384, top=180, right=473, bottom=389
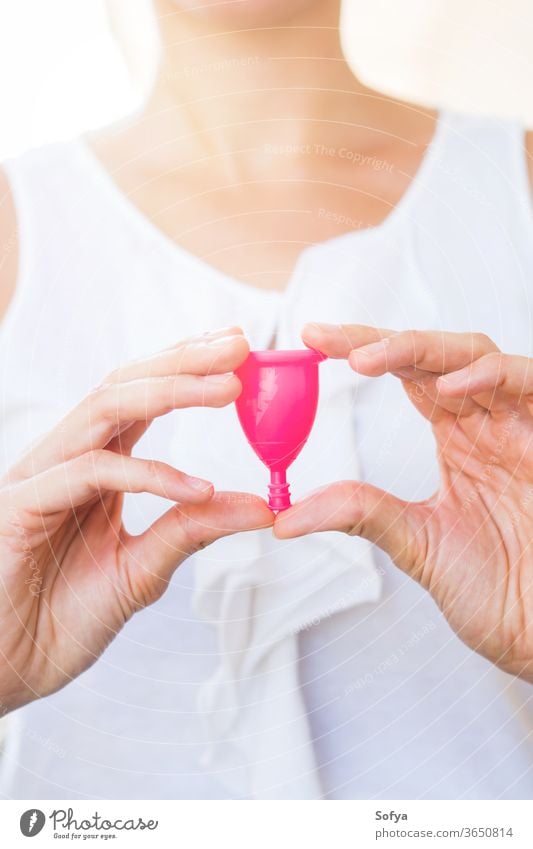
left=247, top=348, right=327, bottom=364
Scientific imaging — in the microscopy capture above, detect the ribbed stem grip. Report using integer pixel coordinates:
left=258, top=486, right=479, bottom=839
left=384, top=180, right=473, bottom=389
left=268, top=471, right=291, bottom=511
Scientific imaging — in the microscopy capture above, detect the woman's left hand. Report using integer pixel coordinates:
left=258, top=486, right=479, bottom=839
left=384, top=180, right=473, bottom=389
left=274, top=323, right=533, bottom=682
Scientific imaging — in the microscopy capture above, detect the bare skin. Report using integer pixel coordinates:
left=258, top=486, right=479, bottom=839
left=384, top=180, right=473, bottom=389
left=275, top=324, right=533, bottom=682
left=0, top=328, right=273, bottom=712
left=86, top=0, right=439, bottom=291
left=0, top=0, right=533, bottom=712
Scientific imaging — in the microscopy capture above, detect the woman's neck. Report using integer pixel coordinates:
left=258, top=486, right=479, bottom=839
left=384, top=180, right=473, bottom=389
left=87, top=1, right=436, bottom=292
left=140, top=0, right=390, bottom=171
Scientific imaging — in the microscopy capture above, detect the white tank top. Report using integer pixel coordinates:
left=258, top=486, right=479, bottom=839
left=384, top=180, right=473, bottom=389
left=1, top=111, right=533, bottom=800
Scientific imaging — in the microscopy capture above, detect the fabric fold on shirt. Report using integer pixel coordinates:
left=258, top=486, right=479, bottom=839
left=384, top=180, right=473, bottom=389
left=187, top=269, right=383, bottom=799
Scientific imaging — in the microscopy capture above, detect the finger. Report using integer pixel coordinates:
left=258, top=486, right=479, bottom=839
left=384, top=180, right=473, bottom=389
left=122, top=492, right=274, bottom=601
left=349, top=330, right=499, bottom=377
left=273, top=480, right=426, bottom=579
left=88, top=332, right=247, bottom=454
left=398, top=373, right=483, bottom=422
left=302, top=322, right=392, bottom=359
left=302, top=324, right=485, bottom=421
left=106, top=419, right=155, bottom=456
left=437, top=352, right=533, bottom=413
left=104, top=327, right=248, bottom=383
left=13, top=372, right=241, bottom=479
left=8, top=450, right=213, bottom=525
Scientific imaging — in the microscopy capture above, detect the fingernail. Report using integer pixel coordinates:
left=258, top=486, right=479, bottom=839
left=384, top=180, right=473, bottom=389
left=304, top=322, right=336, bottom=333
left=353, top=338, right=390, bottom=357
left=204, top=372, right=235, bottom=383
left=205, top=326, right=241, bottom=338
left=186, top=476, right=213, bottom=492
left=437, top=373, right=463, bottom=387
left=206, top=334, right=242, bottom=347
left=392, top=369, right=415, bottom=380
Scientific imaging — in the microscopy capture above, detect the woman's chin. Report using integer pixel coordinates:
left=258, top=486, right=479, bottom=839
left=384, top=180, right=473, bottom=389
left=163, top=0, right=323, bottom=27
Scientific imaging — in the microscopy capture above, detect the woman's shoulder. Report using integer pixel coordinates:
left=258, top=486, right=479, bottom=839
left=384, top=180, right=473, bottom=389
left=3, top=138, right=81, bottom=172
left=526, top=131, right=533, bottom=196
left=2, top=139, right=90, bottom=215
left=0, top=139, right=93, bottom=323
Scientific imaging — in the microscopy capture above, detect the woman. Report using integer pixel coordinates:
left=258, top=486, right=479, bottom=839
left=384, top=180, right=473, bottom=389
left=0, top=0, right=532, bottom=799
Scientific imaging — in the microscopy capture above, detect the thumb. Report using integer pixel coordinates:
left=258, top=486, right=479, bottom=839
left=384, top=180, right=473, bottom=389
left=273, top=480, right=425, bottom=578
left=121, top=492, right=274, bottom=606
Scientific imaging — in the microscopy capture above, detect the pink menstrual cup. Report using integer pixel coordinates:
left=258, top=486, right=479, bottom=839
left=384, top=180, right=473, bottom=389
left=235, top=349, right=326, bottom=511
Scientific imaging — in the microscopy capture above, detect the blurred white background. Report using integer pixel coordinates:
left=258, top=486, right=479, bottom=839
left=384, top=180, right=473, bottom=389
left=1, top=0, right=533, bottom=163
left=0, top=0, right=145, bottom=160
left=341, top=0, right=533, bottom=125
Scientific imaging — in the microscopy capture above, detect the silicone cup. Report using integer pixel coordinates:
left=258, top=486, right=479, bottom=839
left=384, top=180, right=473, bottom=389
left=235, top=349, right=326, bottom=511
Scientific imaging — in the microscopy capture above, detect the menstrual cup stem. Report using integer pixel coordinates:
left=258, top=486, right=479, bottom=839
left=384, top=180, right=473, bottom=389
left=268, top=469, right=291, bottom=512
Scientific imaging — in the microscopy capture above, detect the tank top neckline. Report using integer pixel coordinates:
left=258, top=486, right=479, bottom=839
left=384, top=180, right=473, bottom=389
left=74, top=111, right=449, bottom=302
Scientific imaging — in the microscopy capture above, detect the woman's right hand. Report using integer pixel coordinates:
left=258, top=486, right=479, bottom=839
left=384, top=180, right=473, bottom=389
left=0, top=327, right=273, bottom=713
